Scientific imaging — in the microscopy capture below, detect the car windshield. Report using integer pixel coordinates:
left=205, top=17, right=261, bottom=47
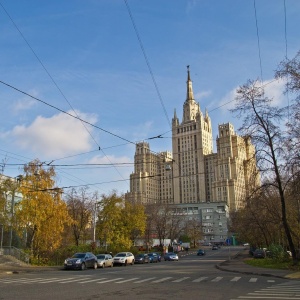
left=116, top=253, right=126, bottom=257
left=148, top=253, right=154, bottom=256
left=96, top=255, right=105, bottom=259
left=136, top=254, right=144, bottom=258
left=167, top=253, right=175, bottom=255
left=72, top=253, right=85, bottom=258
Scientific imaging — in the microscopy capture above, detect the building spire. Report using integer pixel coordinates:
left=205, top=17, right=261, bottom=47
left=186, top=65, right=194, bottom=101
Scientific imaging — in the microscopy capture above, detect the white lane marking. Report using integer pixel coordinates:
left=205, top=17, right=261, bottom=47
left=98, top=278, right=123, bottom=284
left=211, top=277, right=223, bottom=282
left=192, top=277, right=208, bottom=282
left=134, top=277, right=156, bottom=283
left=231, top=277, right=241, bottom=282
left=77, top=278, right=107, bottom=284
left=115, top=278, right=139, bottom=283
left=249, top=278, right=258, bottom=282
left=172, top=277, right=190, bottom=282
left=152, top=277, right=173, bottom=283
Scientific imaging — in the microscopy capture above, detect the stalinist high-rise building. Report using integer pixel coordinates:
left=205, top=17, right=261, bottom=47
left=125, top=67, right=259, bottom=212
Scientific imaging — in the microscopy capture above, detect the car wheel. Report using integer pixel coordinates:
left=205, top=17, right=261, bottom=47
left=124, top=260, right=127, bottom=266
left=81, top=263, right=86, bottom=270
left=131, top=260, right=134, bottom=265
left=110, top=263, right=113, bottom=268
left=102, top=263, right=105, bottom=268
left=93, top=262, right=97, bottom=269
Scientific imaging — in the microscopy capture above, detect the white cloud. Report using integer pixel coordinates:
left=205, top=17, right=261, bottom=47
left=263, top=78, right=286, bottom=106
left=10, top=110, right=98, bottom=158
left=12, top=89, right=40, bottom=113
left=195, top=90, right=212, bottom=101
left=218, top=78, right=286, bottom=112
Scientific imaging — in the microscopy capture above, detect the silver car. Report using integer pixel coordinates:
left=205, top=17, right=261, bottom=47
left=96, top=254, right=114, bottom=268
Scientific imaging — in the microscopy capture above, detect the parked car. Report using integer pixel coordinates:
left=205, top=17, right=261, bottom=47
left=164, top=252, right=179, bottom=261
left=96, top=254, right=114, bottom=268
left=212, top=245, right=218, bottom=250
left=113, top=252, right=135, bottom=266
left=147, top=253, right=158, bottom=263
left=64, top=252, right=98, bottom=270
left=135, top=254, right=149, bottom=264
left=253, top=249, right=265, bottom=258
left=152, top=252, right=162, bottom=262
left=197, top=249, right=205, bottom=256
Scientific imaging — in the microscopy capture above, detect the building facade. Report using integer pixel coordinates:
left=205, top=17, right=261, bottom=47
left=125, top=67, right=258, bottom=212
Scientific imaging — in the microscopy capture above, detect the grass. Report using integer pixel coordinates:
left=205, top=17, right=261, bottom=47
left=245, top=258, right=300, bottom=271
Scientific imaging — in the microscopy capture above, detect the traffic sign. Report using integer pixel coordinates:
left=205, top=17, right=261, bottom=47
left=226, top=238, right=231, bottom=245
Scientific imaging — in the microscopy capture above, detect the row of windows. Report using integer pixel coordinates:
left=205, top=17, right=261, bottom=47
left=177, top=124, right=197, bottom=134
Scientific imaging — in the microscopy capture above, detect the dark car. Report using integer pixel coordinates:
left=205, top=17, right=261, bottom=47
left=212, top=245, right=218, bottom=250
left=197, top=249, right=205, bottom=256
left=152, top=252, right=161, bottom=262
left=164, top=252, right=179, bottom=261
left=135, top=254, right=149, bottom=264
left=147, top=253, right=158, bottom=263
left=64, top=252, right=98, bottom=270
left=253, top=249, right=265, bottom=258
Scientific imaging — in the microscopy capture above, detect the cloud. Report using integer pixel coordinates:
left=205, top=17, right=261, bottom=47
left=218, top=78, right=286, bottom=112
left=10, top=110, right=98, bottom=158
left=194, top=90, right=212, bottom=101
left=12, top=89, right=39, bottom=113
left=263, top=78, right=286, bottom=106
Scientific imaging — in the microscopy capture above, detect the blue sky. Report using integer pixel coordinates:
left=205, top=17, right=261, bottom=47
left=1, top=0, right=299, bottom=196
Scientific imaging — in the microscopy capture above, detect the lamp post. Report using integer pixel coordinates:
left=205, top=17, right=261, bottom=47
left=0, top=224, right=3, bottom=253
left=9, top=175, right=22, bottom=253
left=165, top=159, right=175, bottom=203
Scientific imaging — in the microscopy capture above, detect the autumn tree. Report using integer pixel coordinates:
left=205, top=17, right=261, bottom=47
left=65, top=187, right=94, bottom=246
left=15, top=160, right=72, bottom=262
left=96, top=192, right=146, bottom=250
left=231, top=72, right=299, bottom=262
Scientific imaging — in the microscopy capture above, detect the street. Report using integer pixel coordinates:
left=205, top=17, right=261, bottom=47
left=0, top=246, right=299, bottom=300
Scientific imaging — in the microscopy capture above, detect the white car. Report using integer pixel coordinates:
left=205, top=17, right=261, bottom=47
left=113, top=252, right=135, bottom=266
left=96, top=254, right=114, bottom=268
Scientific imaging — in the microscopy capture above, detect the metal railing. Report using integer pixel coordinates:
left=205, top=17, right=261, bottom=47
left=0, top=246, right=30, bottom=264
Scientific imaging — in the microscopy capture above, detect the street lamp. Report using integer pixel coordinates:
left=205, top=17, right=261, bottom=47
left=165, top=159, right=175, bottom=203
left=9, top=175, right=22, bottom=253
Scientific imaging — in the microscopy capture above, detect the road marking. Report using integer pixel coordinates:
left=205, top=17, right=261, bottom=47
left=61, top=277, right=96, bottom=284
left=231, top=277, right=241, bottom=282
left=192, top=277, right=208, bottom=282
left=211, top=277, right=223, bottom=282
left=98, top=278, right=123, bottom=284
left=249, top=278, right=257, bottom=282
left=172, top=277, right=190, bottom=282
left=73, top=278, right=108, bottom=284
left=115, top=278, right=139, bottom=283
left=152, top=277, right=173, bottom=283
left=134, top=277, right=156, bottom=283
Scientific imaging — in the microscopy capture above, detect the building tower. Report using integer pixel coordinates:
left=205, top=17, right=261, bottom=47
left=171, top=66, right=213, bottom=204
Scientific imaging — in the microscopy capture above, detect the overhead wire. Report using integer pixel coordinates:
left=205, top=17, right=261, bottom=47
left=124, top=0, right=171, bottom=129
left=0, top=2, right=131, bottom=189
left=253, top=0, right=264, bottom=84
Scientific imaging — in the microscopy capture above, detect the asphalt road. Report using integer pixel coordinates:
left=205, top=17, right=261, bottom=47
left=0, top=246, right=300, bottom=300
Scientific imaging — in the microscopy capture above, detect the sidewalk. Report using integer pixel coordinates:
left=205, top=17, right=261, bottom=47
left=216, top=249, right=300, bottom=280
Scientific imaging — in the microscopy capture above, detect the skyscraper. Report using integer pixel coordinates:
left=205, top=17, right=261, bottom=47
left=125, top=67, right=259, bottom=212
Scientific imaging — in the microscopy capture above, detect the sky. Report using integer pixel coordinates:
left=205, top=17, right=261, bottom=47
left=1, top=0, right=300, bottom=197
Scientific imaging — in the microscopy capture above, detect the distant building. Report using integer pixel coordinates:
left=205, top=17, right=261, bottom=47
left=125, top=66, right=259, bottom=212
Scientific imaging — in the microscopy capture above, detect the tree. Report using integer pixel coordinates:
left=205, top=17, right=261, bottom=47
left=15, top=160, right=72, bottom=262
left=65, top=187, right=94, bottom=246
left=231, top=77, right=298, bottom=263
left=96, top=192, right=146, bottom=250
